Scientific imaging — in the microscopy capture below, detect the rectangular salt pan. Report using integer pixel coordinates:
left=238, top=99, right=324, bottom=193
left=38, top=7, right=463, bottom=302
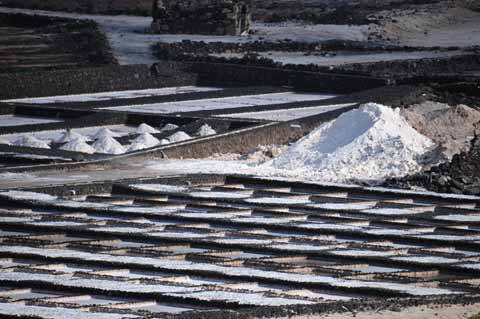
left=0, top=289, right=67, bottom=300
left=0, top=115, right=63, bottom=127
left=127, top=302, right=194, bottom=313
left=58, top=295, right=127, bottom=305
left=101, top=92, right=337, bottom=114
left=4, top=86, right=221, bottom=104
left=217, top=103, right=355, bottom=121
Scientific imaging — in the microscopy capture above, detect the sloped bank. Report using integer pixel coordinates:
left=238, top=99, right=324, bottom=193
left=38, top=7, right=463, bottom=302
left=0, top=12, right=117, bottom=73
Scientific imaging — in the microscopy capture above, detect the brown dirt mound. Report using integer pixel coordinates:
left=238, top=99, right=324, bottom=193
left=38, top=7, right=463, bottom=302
left=402, top=101, right=480, bottom=159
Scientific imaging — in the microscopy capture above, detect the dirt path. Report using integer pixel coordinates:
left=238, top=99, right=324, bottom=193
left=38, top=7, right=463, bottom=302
left=375, top=4, right=480, bottom=47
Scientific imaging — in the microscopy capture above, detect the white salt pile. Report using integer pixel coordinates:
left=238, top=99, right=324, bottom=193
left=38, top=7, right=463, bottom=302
left=168, top=131, right=192, bottom=143
left=93, top=128, right=121, bottom=139
left=159, top=123, right=179, bottom=132
left=197, top=124, right=217, bottom=137
left=92, top=135, right=126, bottom=155
left=128, top=132, right=160, bottom=152
left=136, top=123, right=159, bottom=134
left=59, top=140, right=95, bottom=154
left=55, top=130, right=91, bottom=143
left=18, top=135, right=50, bottom=149
left=265, top=103, right=436, bottom=183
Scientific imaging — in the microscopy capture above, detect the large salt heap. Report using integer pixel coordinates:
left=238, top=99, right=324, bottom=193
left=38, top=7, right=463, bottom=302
left=266, top=103, right=436, bottom=183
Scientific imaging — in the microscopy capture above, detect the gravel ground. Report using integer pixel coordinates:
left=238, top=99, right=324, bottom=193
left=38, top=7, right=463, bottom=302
left=307, top=302, right=480, bottom=319
left=373, top=3, right=480, bottom=47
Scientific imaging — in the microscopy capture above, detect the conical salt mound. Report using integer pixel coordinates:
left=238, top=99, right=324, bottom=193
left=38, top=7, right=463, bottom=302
left=128, top=132, right=160, bottom=152
left=20, top=135, right=50, bottom=149
left=93, top=128, right=121, bottom=139
left=265, top=103, right=435, bottom=182
left=55, top=130, right=91, bottom=143
left=159, top=123, right=179, bottom=132
left=60, top=140, right=95, bottom=154
left=134, top=132, right=160, bottom=147
left=136, top=123, right=159, bottom=134
left=92, top=135, right=126, bottom=155
left=167, top=131, right=192, bottom=143
left=197, top=124, right=216, bottom=137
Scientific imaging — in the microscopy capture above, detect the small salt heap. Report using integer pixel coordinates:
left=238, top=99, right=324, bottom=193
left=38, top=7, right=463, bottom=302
left=19, top=135, right=50, bottom=149
left=92, top=135, right=126, bottom=155
left=136, top=123, right=160, bottom=134
left=93, top=128, right=121, bottom=139
left=60, top=140, right=95, bottom=154
left=128, top=132, right=160, bottom=152
left=0, top=136, right=11, bottom=145
left=159, top=123, right=179, bottom=132
left=197, top=124, right=217, bottom=137
left=159, top=139, right=170, bottom=145
left=55, top=130, right=91, bottom=143
left=167, top=131, right=192, bottom=143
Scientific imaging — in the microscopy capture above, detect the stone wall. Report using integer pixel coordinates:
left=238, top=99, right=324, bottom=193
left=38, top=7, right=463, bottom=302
left=0, top=0, right=152, bottom=15
left=0, top=63, right=196, bottom=100
left=185, top=62, right=388, bottom=93
left=151, top=0, right=252, bottom=35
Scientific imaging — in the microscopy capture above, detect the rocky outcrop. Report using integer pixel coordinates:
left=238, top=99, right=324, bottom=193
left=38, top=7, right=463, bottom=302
left=386, top=134, right=480, bottom=195
left=151, top=0, right=252, bottom=35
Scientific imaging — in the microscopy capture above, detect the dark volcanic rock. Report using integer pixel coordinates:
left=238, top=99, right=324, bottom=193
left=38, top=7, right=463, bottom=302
left=386, top=134, right=480, bottom=195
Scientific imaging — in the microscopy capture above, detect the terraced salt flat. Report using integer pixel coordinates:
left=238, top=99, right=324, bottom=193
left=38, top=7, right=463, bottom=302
left=101, top=92, right=337, bottom=114
left=0, top=176, right=479, bottom=318
left=0, top=115, right=63, bottom=127
left=216, top=103, right=356, bottom=121
left=3, top=86, right=221, bottom=104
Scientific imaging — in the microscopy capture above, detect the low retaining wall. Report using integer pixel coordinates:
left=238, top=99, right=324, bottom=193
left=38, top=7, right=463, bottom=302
left=186, top=62, right=388, bottom=94
left=0, top=63, right=196, bottom=100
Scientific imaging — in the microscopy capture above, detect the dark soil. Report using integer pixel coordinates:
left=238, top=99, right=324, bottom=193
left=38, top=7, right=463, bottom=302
left=253, top=0, right=444, bottom=24
left=0, top=0, right=152, bottom=16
